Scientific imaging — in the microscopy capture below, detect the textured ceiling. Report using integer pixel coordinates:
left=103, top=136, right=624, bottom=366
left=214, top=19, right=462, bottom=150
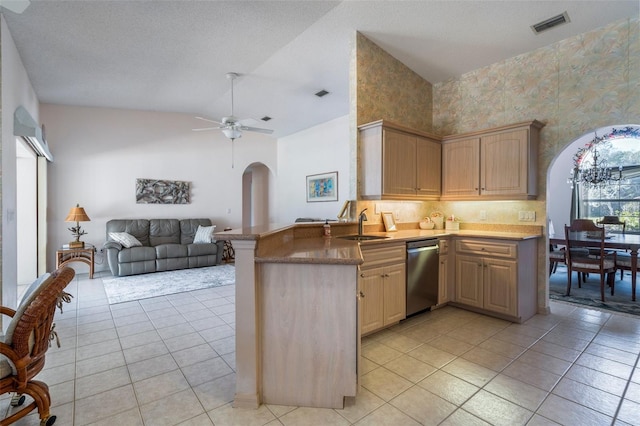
left=3, top=1, right=638, bottom=138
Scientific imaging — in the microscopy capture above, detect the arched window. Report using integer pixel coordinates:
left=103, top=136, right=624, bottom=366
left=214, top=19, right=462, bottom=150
left=570, top=126, right=640, bottom=232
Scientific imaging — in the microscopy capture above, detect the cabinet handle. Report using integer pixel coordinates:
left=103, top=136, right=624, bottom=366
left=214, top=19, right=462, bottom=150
left=384, top=273, right=390, bottom=277
left=359, top=291, right=365, bottom=298
left=360, top=273, right=365, bottom=278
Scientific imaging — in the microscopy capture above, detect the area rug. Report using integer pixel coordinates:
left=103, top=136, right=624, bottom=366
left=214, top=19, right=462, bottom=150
left=549, top=269, right=640, bottom=316
left=102, top=264, right=235, bottom=304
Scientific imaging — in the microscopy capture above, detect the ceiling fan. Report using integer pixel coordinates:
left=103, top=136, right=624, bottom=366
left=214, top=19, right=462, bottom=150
left=193, top=72, right=273, bottom=141
left=0, top=0, right=30, bottom=14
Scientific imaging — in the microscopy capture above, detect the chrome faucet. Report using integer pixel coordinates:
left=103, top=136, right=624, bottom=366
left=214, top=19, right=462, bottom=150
left=358, top=208, right=368, bottom=235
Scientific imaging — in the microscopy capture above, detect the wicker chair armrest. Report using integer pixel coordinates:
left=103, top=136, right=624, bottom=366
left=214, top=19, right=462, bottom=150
left=0, top=341, right=20, bottom=364
left=0, top=306, right=16, bottom=318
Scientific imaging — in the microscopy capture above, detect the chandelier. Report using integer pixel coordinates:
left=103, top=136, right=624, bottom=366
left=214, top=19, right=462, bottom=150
left=568, top=132, right=623, bottom=188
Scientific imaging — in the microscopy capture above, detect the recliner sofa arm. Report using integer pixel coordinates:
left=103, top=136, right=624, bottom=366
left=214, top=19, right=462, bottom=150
left=103, top=241, right=123, bottom=251
left=215, top=240, right=225, bottom=264
left=103, top=241, right=123, bottom=276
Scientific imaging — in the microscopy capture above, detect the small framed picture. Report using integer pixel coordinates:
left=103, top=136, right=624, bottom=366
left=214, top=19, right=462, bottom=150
left=382, top=211, right=397, bottom=232
left=306, top=171, right=338, bottom=202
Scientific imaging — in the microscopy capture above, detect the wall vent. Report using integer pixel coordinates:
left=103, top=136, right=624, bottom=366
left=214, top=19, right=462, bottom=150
left=315, top=89, right=329, bottom=98
left=261, top=116, right=272, bottom=122
left=531, top=11, right=570, bottom=34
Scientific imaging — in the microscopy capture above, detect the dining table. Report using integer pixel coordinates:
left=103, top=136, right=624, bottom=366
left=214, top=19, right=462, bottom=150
left=550, top=233, right=640, bottom=301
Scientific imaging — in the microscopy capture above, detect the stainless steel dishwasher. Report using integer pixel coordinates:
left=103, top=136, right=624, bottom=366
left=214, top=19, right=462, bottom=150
left=406, top=238, right=440, bottom=316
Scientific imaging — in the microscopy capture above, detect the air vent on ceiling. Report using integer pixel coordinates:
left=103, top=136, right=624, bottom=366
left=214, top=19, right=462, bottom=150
left=261, top=116, right=272, bottom=122
left=315, top=89, right=329, bottom=98
left=531, top=11, right=570, bottom=34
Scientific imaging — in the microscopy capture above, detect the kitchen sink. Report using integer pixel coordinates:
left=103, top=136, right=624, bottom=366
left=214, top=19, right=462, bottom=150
left=338, top=234, right=390, bottom=241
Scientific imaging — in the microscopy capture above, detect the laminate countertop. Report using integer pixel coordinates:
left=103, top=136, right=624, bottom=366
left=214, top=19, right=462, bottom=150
left=215, top=224, right=542, bottom=265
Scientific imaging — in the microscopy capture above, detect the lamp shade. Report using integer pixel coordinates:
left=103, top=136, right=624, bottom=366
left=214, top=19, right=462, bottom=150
left=65, top=204, right=90, bottom=222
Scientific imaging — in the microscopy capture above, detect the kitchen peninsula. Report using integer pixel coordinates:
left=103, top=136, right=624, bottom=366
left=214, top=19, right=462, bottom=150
left=217, top=222, right=541, bottom=410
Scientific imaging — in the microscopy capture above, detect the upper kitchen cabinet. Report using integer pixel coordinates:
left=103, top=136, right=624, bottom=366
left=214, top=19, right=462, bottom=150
left=359, top=120, right=441, bottom=200
left=441, top=120, right=544, bottom=200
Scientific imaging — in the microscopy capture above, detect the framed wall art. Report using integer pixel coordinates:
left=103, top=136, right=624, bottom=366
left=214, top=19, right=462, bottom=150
left=306, top=171, right=338, bottom=202
left=136, top=178, right=190, bottom=204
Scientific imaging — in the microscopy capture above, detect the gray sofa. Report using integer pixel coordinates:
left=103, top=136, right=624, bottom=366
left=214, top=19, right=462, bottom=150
left=104, top=218, right=224, bottom=277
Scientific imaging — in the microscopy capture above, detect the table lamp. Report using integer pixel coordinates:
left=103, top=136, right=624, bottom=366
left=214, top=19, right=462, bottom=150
left=65, top=203, right=90, bottom=248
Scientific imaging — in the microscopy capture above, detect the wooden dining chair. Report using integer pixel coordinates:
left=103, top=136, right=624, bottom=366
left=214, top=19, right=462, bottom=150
left=614, top=253, right=638, bottom=302
left=549, top=244, right=566, bottom=276
left=597, top=216, right=626, bottom=234
left=564, top=219, right=617, bottom=301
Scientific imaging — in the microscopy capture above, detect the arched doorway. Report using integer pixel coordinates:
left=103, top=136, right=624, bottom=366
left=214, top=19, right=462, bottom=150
left=242, top=163, right=273, bottom=228
left=548, top=125, right=640, bottom=235
left=546, top=124, right=640, bottom=311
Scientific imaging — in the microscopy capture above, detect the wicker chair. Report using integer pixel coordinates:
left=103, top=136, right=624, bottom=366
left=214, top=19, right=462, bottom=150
left=0, top=267, right=75, bottom=426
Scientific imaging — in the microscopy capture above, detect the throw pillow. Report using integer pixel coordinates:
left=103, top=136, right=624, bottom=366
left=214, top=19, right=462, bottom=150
left=109, top=232, right=142, bottom=248
left=193, top=225, right=216, bottom=244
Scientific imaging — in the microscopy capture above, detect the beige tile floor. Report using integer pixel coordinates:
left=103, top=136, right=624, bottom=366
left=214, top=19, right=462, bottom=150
left=5, top=271, right=640, bottom=425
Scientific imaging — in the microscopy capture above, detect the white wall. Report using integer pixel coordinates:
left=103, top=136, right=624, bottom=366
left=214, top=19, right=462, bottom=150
left=275, top=115, right=350, bottom=223
left=40, top=104, right=277, bottom=273
left=1, top=16, right=41, bottom=308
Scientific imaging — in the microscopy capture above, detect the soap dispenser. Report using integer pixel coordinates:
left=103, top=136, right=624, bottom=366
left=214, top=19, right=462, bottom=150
left=323, top=220, right=332, bottom=238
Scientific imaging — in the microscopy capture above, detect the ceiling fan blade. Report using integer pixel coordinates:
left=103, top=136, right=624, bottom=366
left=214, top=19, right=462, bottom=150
left=192, top=126, right=222, bottom=132
left=240, top=125, right=274, bottom=134
left=195, top=116, right=222, bottom=125
left=0, top=0, right=30, bottom=13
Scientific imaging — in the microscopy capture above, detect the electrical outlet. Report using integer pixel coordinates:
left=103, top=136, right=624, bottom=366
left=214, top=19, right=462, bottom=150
left=479, top=210, right=487, bottom=220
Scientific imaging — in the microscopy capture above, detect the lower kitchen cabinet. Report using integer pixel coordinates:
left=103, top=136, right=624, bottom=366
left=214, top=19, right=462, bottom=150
left=437, top=238, right=452, bottom=306
left=359, top=244, right=406, bottom=335
left=453, top=238, right=537, bottom=322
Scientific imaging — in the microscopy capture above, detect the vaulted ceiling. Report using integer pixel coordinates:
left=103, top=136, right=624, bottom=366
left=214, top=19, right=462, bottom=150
left=3, top=1, right=638, bottom=137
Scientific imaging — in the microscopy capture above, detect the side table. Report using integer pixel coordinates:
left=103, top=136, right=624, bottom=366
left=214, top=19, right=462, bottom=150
left=56, top=244, right=95, bottom=279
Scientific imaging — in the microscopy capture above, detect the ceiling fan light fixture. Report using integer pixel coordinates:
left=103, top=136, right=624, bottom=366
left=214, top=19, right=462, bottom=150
left=222, top=128, right=242, bottom=140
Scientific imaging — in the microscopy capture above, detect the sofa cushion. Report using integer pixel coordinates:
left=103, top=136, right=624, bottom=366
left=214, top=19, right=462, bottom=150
left=180, top=219, right=214, bottom=244
left=193, top=225, right=216, bottom=244
left=106, top=219, right=150, bottom=247
left=155, top=243, right=188, bottom=259
left=109, top=232, right=142, bottom=248
left=187, top=243, right=217, bottom=257
left=149, top=219, right=181, bottom=246
left=117, top=246, right=156, bottom=263
left=156, top=257, right=189, bottom=272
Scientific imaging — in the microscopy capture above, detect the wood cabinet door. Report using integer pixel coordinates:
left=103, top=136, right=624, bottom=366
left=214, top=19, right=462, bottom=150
left=455, top=255, right=483, bottom=307
left=438, top=254, right=449, bottom=305
left=483, top=258, right=518, bottom=316
left=382, top=128, right=417, bottom=196
left=359, top=267, right=385, bottom=335
left=383, top=263, right=406, bottom=325
left=481, top=129, right=528, bottom=196
left=442, top=138, right=480, bottom=197
left=416, top=136, right=441, bottom=197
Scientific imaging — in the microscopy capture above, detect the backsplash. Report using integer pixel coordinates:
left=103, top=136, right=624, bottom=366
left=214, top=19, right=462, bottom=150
left=355, top=200, right=545, bottom=228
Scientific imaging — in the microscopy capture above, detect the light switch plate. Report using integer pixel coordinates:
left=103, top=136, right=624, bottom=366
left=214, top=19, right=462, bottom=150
left=518, top=211, right=536, bottom=222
